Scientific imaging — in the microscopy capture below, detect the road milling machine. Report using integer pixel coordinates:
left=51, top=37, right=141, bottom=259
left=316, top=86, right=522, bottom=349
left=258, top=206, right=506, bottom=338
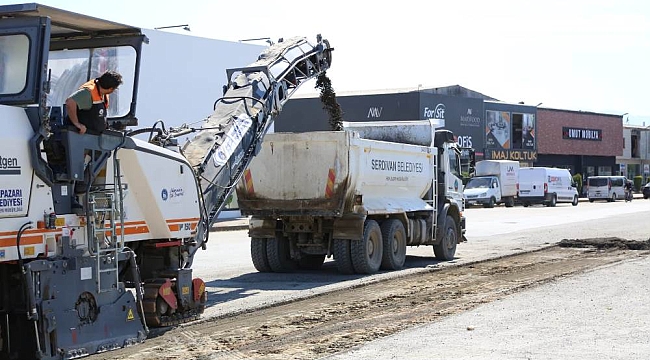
left=0, top=3, right=332, bottom=359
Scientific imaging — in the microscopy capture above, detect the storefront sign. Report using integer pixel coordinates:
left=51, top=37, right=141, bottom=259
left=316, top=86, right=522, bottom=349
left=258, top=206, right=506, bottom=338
left=562, top=127, right=602, bottom=141
left=485, top=149, right=538, bottom=161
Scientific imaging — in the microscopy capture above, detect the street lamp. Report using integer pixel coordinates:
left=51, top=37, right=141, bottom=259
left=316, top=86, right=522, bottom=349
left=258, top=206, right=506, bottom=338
left=154, top=24, right=191, bottom=31
left=536, top=102, right=543, bottom=107
left=622, top=112, right=629, bottom=123
left=239, top=37, right=274, bottom=46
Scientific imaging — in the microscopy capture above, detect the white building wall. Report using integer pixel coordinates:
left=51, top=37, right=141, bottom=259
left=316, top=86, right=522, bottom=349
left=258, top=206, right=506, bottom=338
left=621, top=128, right=632, bottom=158
left=617, top=126, right=650, bottom=183
left=137, top=30, right=265, bottom=131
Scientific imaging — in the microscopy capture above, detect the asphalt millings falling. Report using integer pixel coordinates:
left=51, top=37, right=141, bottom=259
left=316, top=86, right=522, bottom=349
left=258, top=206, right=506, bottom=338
left=316, top=72, right=344, bottom=131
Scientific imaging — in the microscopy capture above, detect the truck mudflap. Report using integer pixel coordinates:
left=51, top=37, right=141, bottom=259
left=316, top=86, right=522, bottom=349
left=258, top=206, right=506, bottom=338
left=249, top=217, right=278, bottom=238
left=332, top=215, right=365, bottom=240
left=460, top=215, right=468, bottom=242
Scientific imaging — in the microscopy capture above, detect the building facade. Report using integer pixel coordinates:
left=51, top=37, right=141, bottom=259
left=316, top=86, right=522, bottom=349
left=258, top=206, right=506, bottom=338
left=617, top=125, right=650, bottom=184
left=535, top=108, right=623, bottom=178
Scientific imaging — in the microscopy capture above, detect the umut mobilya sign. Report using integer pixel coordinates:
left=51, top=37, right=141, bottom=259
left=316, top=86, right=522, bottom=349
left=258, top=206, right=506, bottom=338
left=562, top=127, right=602, bottom=141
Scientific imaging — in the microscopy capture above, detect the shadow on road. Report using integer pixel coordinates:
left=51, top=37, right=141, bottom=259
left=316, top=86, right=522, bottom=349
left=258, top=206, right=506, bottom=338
left=203, top=254, right=446, bottom=306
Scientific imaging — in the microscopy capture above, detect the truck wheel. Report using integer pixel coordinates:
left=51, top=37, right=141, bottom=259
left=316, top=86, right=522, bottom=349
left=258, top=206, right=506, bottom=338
left=572, top=195, right=579, bottom=206
left=589, top=198, right=594, bottom=203
left=298, top=254, right=326, bottom=270
left=380, top=219, right=407, bottom=270
left=505, top=197, right=515, bottom=208
left=351, top=220, right=383, bottom=274
left=266, top=235, right=297, bottom=272
left=433, top=216, right=457, bottom=261
left=251, top=238, right=272, bottom=272
left=333, top=239, right=355, bottom=274
left=547, top=195, right=557, bottom=207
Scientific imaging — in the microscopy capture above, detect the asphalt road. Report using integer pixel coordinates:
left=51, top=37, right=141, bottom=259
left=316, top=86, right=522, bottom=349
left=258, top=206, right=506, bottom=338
left=324, top=255, right=650, bottom=360
left=191, top=199, right=650, bottom=322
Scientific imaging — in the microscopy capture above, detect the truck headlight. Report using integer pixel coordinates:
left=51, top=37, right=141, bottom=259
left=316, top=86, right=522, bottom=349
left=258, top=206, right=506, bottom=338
left=480, top=192, right=487, bottom=197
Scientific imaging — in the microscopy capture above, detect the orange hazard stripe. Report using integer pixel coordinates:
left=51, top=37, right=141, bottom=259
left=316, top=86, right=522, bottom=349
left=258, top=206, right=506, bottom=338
left=0, top=228, right=59, bottom=237
left=166, top=218, right=199, bottom=232
left=244, top=169, right=254, bottom=194
left=325, top=168, right=336, bottom=198
left=0, top=235, right=44, bottom=248
left=167, top=223, right=198, bottom=231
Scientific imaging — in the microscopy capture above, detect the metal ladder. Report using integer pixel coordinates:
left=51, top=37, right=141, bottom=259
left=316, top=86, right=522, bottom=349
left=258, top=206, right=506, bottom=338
left=88, top=156, right=125, bottom=293
left=426, top=150, right=438, bottom=239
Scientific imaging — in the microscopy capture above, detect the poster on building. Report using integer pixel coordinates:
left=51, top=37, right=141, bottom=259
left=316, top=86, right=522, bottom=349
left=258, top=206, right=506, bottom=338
left=486, top=110, right=510, bottom=149
left=522, top=113, right=535, bottom=149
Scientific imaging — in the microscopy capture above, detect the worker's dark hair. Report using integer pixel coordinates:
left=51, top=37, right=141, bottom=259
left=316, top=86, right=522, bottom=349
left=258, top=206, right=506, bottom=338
left=97, top=70, right=123, bottom=89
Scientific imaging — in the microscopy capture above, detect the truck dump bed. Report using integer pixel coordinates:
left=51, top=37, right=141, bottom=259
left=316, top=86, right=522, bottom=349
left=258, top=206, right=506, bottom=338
left=236, top=131, right=435, bottom=217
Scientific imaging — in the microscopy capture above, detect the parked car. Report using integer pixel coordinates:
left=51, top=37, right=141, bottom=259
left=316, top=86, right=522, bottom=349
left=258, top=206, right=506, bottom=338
left=643, top=182, right=650, bottom=199
left=587, top=175, right=626, bottom=202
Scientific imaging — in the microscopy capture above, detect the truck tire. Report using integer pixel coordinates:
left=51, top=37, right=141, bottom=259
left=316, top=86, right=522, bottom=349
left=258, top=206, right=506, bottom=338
left=333, top=239, right=355, bottom=274
left=380, top=219, right=407, bottom=270
left=572, top=195, right=579, bottom=206
left=266, top=235, right=297, bottom=272
left=433, top=216, right=457, bottom=261
left=546, top=194, right=557, bottom=207
left=298, top=254, right=326, bottom=270
left=251, top=238, right=272, bottom=272
left=351, top=220, right=383, bottom=274
left=483, top=197, right=495, bottom=208
left=505, top=197, right=515, bottom=208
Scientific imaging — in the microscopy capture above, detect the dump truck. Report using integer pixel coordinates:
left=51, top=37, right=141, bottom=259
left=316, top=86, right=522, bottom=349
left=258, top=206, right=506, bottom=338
left=236, top=120, right=468, bottom=274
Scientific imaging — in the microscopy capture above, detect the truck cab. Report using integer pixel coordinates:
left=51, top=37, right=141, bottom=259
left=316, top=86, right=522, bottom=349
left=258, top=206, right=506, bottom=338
left=464, top=175, right=502, bottom=207
left=464, top=159, right=518, bottom=208
left=0, top=3, right=146, bottom=201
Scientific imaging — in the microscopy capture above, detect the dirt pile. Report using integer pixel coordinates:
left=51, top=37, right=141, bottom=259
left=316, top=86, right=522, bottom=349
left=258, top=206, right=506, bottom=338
left=558, top=237, right=650, bottom=250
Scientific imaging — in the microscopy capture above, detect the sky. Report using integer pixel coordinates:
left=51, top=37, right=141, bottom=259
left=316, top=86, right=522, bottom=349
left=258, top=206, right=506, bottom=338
left=6, top=0, right=649, bottom=125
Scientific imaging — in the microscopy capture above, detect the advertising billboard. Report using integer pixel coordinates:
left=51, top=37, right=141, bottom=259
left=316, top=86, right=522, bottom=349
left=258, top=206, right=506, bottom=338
left=483, top=102, right=537, bottom=161
left=275, top=92, right=420, bottom=132
left=418, top=93, right=485, bottom=155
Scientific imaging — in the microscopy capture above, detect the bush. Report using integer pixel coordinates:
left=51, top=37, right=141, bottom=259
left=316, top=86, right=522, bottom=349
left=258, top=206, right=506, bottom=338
left=634, top=175, right=643, bottom=192
left=572, top=173, right=583, bottom=196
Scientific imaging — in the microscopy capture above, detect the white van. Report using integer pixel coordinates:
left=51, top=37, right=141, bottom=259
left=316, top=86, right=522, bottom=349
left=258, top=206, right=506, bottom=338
left=518, top=167, right=579, bottom=207
left=587, top=176, right=626, bottom=202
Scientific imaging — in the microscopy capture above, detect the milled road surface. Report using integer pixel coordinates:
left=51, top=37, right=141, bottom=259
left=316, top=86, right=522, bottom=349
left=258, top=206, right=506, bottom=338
left=93, top=239, right=650, bottom=360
